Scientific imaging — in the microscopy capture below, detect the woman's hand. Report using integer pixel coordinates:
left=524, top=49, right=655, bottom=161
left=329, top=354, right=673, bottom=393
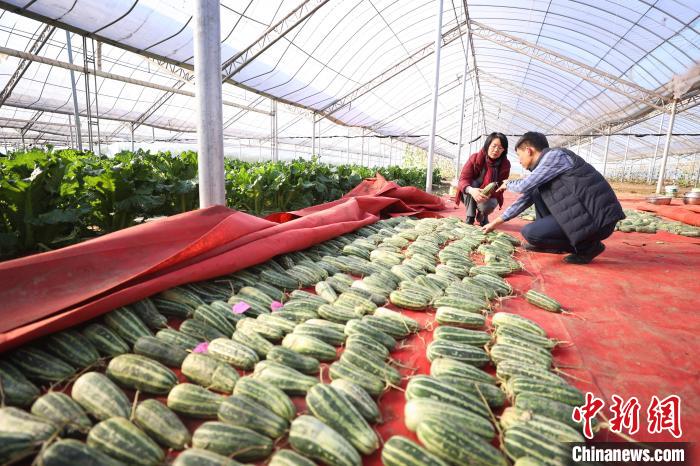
left=468, top=187, right=488, bottom=203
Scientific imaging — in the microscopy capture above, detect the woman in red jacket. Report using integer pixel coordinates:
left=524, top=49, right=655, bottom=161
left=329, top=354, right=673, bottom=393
left=455, top=132, right=511, bottom=226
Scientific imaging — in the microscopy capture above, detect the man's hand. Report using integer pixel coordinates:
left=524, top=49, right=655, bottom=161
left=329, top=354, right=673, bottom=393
left=480, top=216, right=505, bottom=233
left=496, top=182, right=508, bottom=193
left=468, top=187, right=488, bottom=203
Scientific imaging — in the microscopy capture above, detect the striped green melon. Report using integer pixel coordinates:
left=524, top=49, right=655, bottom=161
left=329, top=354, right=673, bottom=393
left=305, top=383, right=379, bottom=455
left=494, top=325, right=557, bottom=349
left=233, top=376, right=296, bottom=421
left=103, top=307, right=153, bottom=345
left=39, top=438, right=125, bottom=466
left=9, top=346, right=75, bottom=384
left=328, top=360, right=385, bottom=398
left=524, top=290, right=563, bottom=313
left=340, top=346, right=401, bottom=386
left=172, top=448, right=243, bottom=466
left=0, top=407, right=57, bottom=442
left=0, top=431, right=36, bottom=465
left=207, top=337, right=260, bottom=370
left=30, top=391, right=91, bottom=436
left=405, top=375, right=490, bottom=419
left=167, top=383, right=225, bottom=419
left=292, top=323, right=346, bottom=346
left=329, top=378, right=381, bottom=424
left=373, top=307, right=421, bottom=333
left=133, top=399, right=191, bottom=450
left=417, top=419, right=508, bottom=466
left=130, top=299, right=168, bottom=330
left=269, top=449, right=316, bottom=466
left=502, top=424, right=571, bottom=466
left=491, top=312, right=546, bottom=336
left=436, top=376, right=506, bottom=407
left=180, top=319, right=227, bottom=341
left=435, top=307, right=486, bottom=329
left=133, top=336, right=188, bottom=368
left=87, top=417, right=164, bottom=466
left=71, top=372, right=131, bottom=421
left=361, top=315, right=412, bottom=339
left=505, top=377, right=584, bottom=406
left=106, top=354, right=178, bottom=394
left=289, top=415, right=361, bottom=466
left=282, top=333, right=337, bottom=361
left=344, top=334, right=390, bottom=359
left=344, top=319, right=396, bottom=350
left=381, top=435, right=450, bottom=466
left=180, top=352, right=239, bottom=393
left=489, top=343, right=552, bottom=368
left=515, top=394, right=595, bottom=431
left=495, top=360, right=568, bottom=386
left=266, top=346, right=320, bottom=375
left=237, top=317, right=285, bottom=342
left=154, top=328, right=200, bottom=350
left=500, top=406, right=584, bottom=443
left=43, top=330, right=100, bottom=369
left=194, top=304, right=236, bottom=336
left=0, top=359, right=40, bottom=407
left=218, top=395, right=288, bottom=439
left=231, top=328, right=273, bottom=358
left=252, top=360, right=318, bottom=395
left=426, top=340, right=490, bottom=366
left=430, top=357, right=497, bottom=385
left=433, top=326, right=491, bottom=346
left=403, top=398, right=495, bottom=439
left=191, top=421, right=273, bottom=461
left=257, top=313, right=297, bottom=334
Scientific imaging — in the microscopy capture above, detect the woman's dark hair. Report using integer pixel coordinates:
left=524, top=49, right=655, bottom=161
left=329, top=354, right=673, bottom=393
left=481, top=132, right=508, bottom=157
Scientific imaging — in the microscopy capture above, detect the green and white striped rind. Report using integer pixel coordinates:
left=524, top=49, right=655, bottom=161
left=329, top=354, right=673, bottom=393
left=502, top=424, right=571, bottom=466
left=471, top=273, right=513, bottom=296
left=231, top=328, right=273, bottom=358
left=0, top=431, right=37, bottom=465
left=237, top=317, right=285, bottom=341
left=426, top=340, right=490, bottom=366
left=433, top=295, right=486, bottom=313
left=318, top=303, right=358, bottom=323
left=102, top=307, right=153, bottom=345
left=403, top=398, right=496, bottom=440
left=494, top=325, right=557, bottom=349
left=499, top=406, right=585, bottom=443
left=489, top=343, right=552, bottom=368
left=217, top=395, right=289, bottom=439
left=315, top=281, right=339, bottom=303
left=294, top=322, right=346, bottom=345
left=180, top=352, right=239, bottom=394
left=506, top=377, right=585, bottom=406
left=86, top=417, right=164, bottom=466
left=281, top=333, right=337, bottom=361
left=433, top=326, right=491, bottom=346
left=435, top=376, right=507, bottom=407
left=329, top=360, right=386, bottom=398
left=156, top=286, right=206, bottom=309
left=82, top=323, right=130, bottom=357
left=389, top=289, right=431, bottom=310
left=0, top=360, right=40, bottom=407
left=233, top=376, right=296, bottom=421
left=373, top=307, right=421, bottom=333
left=340, top=346, right=401, bottom=385
left=416, top=419, right=508, bottom=466
left=345, top=333, right=390, bottom=359
left=260, top=268, right=301, bottom=291
left=252, top=360, right=319, bottom=396
left=207, top=337, right=260, bottom=370
left=133, top=336, right=188, bottom=368
left=266, top=346, right=320, bottom=375
left=381, top=435, right=450, bottom=466
left=305, top=383, right=379, bottom=455
left=106, top=354, right=178, bottom=395
left=361, top=315, right=412, bottom=339
left=43, top=330, right=100, bottom=369
left=39, top=439, right=126, bottom=466
left=71, top=372, right=131, bottom=421
left=0, top=407, right=57, bottom=442
left=435, top=307, right=486, bottom=329
left=179, top=319, right=227, bottom=341
left=404, top=375, right=490, bottom=419
left=495, top=360, right=569, bottom=385
left=9, top=346, right=76, bottom=384
left=154, top=328, right=200, bottom=350
left=344, top=319, right=396, bottom=350
left=30, top=392, right=92, bottom=436
left=515, top=394, right=595, bottom=431
left=329, top=378, right=381, bottom=424
left=133, top=399, right=191, bottom=450
left=193, top=304, right=236, bottom=336
left=288, top=415, right=362, bottom=466
left=524, top=290, right=563, bottom=313
left=167, top=383, right=226, bottom=419
left=491, top=312, right=546, bottom=336
left=429, top=357, right=497, bottom=385
left=172, top=448, right=243, bottom=466
left=257, top=313, right=298, bottom=334
left=268, top=449, right=316, bottom=466
left=191, top=421, right=273, bottom=461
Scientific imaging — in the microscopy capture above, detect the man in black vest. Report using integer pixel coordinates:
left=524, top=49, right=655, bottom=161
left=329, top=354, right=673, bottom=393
left=481, top=132, right=625, bottom=264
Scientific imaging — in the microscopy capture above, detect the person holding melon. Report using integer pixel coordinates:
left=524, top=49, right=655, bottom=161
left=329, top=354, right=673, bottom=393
left=455, top=132, right=511, bottom=226
left=481, top=132, right=625, bottom=264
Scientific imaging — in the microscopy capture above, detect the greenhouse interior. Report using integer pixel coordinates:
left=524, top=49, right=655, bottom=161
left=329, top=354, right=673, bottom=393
left=0, top=0, right=698, bottom=465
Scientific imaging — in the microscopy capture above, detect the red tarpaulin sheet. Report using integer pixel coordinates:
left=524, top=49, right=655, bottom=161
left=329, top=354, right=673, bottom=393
left=618, top=197, right=700, bottom=226
left=0, top=178, right=444, bottom=352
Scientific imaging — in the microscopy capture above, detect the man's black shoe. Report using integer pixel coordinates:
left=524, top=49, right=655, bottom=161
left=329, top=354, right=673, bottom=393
left=522, top=242, right=568, bottom=254
left=564, top=242, right=606, bottom=264
left=466, top=216, right=475, bottom=225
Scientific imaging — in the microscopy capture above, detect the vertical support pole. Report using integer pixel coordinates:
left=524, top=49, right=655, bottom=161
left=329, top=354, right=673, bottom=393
left=694, top=154, right=700, bottom=187
left=311, top=114, right=316, bottom=156
left=602, top=126, right=611, bottom=176
left=647, top=112, right=666, bottom=183
left=655, top=99, right=678, bottom=194
left=130, top=123, right=135, bottom=152
left=271, top=100, right=278, bottom=162
left=621, top=133, right=630, bottom=182
left=68, top=113, right=74, bottom=148
left=389, top=138, right=393, bottom=166
left=468, top=73, right=476, bottom=155
left=347, top=128, right=351, bottom=163
left=317, top=118, right=321, bottom=158
left=425, top=0, right=444, bottom=193
left=587, top=136, right=593, bottom=163
left=194, top=0, right=226, bottom=207
left=455, top=56, right=469, bottom=183
left=361, top=129, right=365, bottom=165
left=65, top=31, right=82, bottom=151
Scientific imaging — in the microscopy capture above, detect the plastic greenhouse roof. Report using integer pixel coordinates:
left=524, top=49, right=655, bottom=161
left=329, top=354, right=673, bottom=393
left=0, top=0, right=698, bottom=167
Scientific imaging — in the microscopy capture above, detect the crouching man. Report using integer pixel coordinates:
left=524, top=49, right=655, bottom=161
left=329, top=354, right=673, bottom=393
left=481, top=132, right=625, bottom=264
